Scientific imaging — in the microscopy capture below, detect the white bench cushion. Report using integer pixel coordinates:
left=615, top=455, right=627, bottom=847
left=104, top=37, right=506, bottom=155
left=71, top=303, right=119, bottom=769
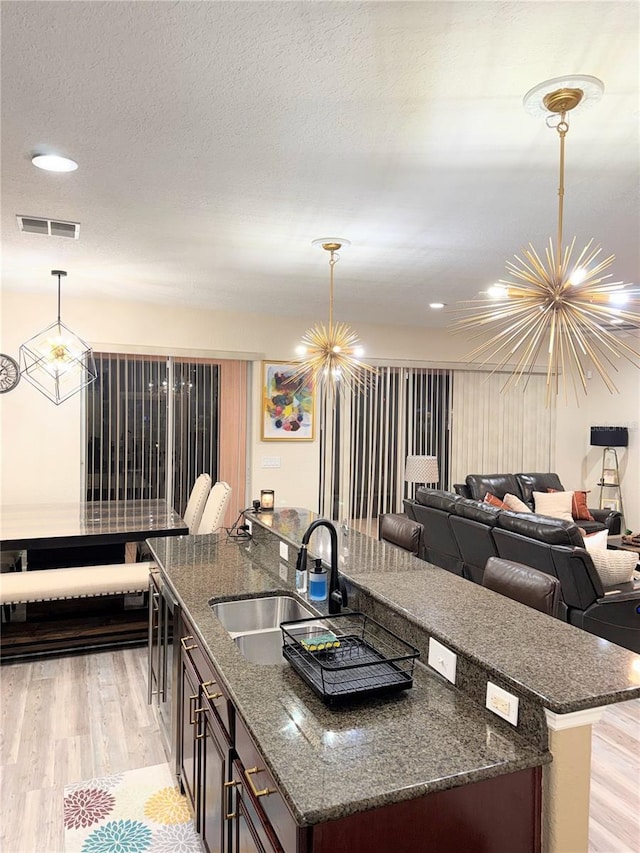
left=0, top=561, right=155, bottom=605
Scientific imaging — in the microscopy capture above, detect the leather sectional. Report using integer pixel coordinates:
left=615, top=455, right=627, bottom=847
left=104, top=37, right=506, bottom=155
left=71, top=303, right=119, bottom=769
left=403, top=487, right=639, bottom=653
left=453, top=471, right=622, bottom=535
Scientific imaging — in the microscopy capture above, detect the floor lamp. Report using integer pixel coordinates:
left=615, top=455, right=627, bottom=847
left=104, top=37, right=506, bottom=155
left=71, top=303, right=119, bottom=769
left=405, top=455, right=439, bottom=501
left=590, top=426, right=627, bottom=529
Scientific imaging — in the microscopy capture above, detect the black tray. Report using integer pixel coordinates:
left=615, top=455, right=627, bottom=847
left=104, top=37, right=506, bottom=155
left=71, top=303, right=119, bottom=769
left=281, top=612, right=419, bottom=706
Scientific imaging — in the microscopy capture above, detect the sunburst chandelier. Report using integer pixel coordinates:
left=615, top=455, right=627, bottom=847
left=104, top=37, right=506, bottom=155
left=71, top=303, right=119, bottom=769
left=293, top=239, right=377, bottom=395
left=456, top=75, right=639, bottom=405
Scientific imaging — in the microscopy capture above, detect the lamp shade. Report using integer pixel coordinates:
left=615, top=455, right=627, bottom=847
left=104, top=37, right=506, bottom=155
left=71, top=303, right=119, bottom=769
left=590, top=426, right=628, bottom=447
left=405, top=455, right=439, bottom=484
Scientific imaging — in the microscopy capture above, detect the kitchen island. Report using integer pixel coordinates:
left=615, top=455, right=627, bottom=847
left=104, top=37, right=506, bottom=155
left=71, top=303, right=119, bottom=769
left=148, top=508, right=640, bottom=853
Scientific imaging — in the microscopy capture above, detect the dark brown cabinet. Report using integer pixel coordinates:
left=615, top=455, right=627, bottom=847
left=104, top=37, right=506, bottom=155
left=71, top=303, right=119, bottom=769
left=177, top=612, right=541, bottom=853
left=178, top=619, right=233, bottom=853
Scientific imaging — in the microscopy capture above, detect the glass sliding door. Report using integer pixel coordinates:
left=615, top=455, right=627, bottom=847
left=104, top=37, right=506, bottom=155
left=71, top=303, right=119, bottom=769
left=86, top=355, right=223, bottom=517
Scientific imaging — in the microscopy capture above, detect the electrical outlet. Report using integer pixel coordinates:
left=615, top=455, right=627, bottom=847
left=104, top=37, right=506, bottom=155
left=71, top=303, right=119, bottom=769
left=486, top=682, right=519, bottom=726
left=279, top=541, right=289, bottom=561
left=427, top=638, right=457, bottom=684
left=279, top=562, right=288, bottom=580
left=246, top=519, right=252, bottom=535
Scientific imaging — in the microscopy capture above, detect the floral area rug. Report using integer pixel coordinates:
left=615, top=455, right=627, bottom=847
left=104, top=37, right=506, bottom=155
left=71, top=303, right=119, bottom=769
left=63, top=763, right=202, bottom=852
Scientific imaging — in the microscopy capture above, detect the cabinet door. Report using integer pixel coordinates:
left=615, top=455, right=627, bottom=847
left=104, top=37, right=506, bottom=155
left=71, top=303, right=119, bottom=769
left=200, top=707, right=228, bottom=853
left=179, top=647, right=200, bottom=819
left=147, top=574, right=162, bottom=704
left=230, top=761, right=281, bottom=853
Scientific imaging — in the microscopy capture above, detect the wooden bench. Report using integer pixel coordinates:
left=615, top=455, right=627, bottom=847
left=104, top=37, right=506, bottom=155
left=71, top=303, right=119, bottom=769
left=0, top=561, right=155, bottom=606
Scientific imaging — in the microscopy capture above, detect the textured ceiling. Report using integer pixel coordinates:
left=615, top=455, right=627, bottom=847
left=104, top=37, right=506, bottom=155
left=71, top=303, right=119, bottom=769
left=1, top=1, right=638, bottom=329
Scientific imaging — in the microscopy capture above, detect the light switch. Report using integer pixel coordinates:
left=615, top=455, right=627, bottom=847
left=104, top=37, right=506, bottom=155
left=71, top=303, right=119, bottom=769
left=279, top=542, right=289, bottom=561
left=262, top=456, right=281, bottom=468
left=427, top=637, right=457, bottom=684
left=486, top=682, right=519, bottom=726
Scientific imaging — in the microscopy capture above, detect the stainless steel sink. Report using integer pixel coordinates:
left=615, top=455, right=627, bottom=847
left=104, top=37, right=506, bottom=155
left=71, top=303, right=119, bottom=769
left=211, top=594, right=315, bottom=636
left=233, top=629, right=285, bottom=665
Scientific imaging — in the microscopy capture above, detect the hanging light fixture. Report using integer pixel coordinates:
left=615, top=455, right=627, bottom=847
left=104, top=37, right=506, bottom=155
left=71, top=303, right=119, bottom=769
left=19, top=270, right=97, bottom=405
left=455, top=75, right=639, bottom=404
left=293, top=239, right=376, bottom=395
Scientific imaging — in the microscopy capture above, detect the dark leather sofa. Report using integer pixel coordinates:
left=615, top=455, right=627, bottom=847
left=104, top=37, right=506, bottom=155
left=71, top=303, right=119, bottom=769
left=453, top=472, right=622, bottom=535
left=403, top=488, right=639, bottom=653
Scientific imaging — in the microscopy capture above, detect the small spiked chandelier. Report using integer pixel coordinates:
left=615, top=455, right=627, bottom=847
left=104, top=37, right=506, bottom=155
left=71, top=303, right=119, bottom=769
left=293, top=239, right=377, bottom=395
left=456, top=75, right=639, bottom=405
left=19, top=270, right=97, bottom=404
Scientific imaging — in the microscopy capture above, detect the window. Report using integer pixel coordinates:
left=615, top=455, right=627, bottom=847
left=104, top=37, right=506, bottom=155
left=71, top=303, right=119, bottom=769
left=86, top=354, right=247, bottom=522
left=319, top=366, right=451, bottom=524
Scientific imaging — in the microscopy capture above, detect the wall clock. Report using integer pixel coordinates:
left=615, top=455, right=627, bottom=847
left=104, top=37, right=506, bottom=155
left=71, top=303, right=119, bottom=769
left=0, top=353, right=21, bottom=393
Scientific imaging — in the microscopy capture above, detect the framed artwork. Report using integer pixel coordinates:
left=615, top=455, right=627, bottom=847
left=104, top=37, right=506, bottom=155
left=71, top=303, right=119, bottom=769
left=602, top=498, right=620, bottom=512
left=261, top=361, right=314, bottom=441
left=602, top=468, right=618, bottom=485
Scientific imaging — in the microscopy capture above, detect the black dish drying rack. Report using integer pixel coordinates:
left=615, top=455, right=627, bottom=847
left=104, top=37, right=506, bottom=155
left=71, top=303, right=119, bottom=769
left=281, top=612, right=419, bottom=706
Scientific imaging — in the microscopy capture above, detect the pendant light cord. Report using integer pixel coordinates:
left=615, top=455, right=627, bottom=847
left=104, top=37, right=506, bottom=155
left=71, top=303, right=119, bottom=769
left=57, top=272, right=62, bottom=323
left=328, top=249, right=338, bottom=331
left=556, top=114, right=569, bottom=281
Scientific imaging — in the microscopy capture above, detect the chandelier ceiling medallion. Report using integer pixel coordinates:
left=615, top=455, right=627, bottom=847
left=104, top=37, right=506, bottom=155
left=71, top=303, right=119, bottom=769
left=455, top=75, right=639, bottom=404
left=19, top=270, right=97, bottom=405
left=293, top=239, right=377, bottom=396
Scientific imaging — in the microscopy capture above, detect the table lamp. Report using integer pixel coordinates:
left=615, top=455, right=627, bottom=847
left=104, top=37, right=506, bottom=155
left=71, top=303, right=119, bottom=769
left=405, top=455, right=439, bottom=496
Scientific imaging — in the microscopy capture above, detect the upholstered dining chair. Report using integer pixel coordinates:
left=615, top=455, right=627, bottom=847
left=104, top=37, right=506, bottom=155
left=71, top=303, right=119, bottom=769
left=197, top=481, right=232, bottom=534
left=482, top=556, right=561, bottom=618
left=183, top=473, right=213, bottom=534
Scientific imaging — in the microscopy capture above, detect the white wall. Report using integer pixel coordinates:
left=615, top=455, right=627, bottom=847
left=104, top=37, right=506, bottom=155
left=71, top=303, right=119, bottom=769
left=553, top=351, right=640, bottom=531
left=2, top=290, right=638, bottom=528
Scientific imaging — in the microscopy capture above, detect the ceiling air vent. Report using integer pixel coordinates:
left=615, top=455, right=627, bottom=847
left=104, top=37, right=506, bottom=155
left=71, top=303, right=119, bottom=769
left=17, top=215, right=80, bottom=239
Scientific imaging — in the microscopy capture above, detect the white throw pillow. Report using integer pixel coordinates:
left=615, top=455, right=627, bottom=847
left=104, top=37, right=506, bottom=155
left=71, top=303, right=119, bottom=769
left=582, top=529, right=608, bottom=552
left=533, top=490, right=574, bottom=522
left=503, top=493, right=532, bottom=513
left=588, top=549, right=637, bottom=587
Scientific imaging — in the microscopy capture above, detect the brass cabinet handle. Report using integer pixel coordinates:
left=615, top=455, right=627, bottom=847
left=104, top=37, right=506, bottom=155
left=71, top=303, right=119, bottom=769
left=188, top=694, right=199, bottom=725
left=244, top=766, right=275, bottom=799
left=202, top=680, right=223, bottom=700
left=181, top=635, right=197, bottom=651
left=224, top=779, right=238, bottom=819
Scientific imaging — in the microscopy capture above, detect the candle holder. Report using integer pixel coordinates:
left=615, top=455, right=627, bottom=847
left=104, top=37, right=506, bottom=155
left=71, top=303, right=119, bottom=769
left=260, top=489, right=275, bottom=511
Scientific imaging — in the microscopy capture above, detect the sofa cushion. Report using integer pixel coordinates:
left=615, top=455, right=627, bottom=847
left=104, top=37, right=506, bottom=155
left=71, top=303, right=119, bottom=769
left=548, top=488, right=595, bottom=522
left=483, top=492, right=509, bottom=510
left=588, top=549, right=637, bottom=586
left=415, top=488, right=461, bottom=512
left=497, top=510, right=584, bottom=547
left=455, top=498, right=503, bottom=525
left=533, top=490, right=574, bottom=523
left=583, top=529, right=608, bottom=552
left=515, top=473, right=564, bottom=506
left=465, top=474, right=520, bottom=502
left=503, top=493, right=532, bottom=513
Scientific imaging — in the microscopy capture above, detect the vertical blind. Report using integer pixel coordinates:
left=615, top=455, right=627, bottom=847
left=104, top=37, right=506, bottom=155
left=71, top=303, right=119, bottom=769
left=449, top=371, right=555, bottom=487
left=86, top=354, right=248, bottom=526
left=319, top=366, right=452, bottom=525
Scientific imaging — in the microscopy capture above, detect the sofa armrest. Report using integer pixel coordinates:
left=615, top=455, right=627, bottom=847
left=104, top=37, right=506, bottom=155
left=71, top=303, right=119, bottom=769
left=453, top=483, right=471, bottom=498
left=589, top=508, right=623, bottom=535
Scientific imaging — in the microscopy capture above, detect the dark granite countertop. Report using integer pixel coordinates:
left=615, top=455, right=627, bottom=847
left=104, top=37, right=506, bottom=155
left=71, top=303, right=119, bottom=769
left=252, top=509, right=640, bottom=714
left=148, top=530, right=549, bottom=826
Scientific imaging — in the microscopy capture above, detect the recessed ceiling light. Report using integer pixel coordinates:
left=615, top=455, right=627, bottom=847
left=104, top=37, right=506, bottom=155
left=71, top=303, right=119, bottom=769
left=32, top=154, right=78, bottom=172
left=429, top=302, right=446, bottom=309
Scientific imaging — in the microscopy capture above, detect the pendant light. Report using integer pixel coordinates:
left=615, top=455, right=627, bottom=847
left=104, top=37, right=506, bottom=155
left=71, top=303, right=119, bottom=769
left=455, top=75, right=639, bottom=404
left=19, top=270, right=97, bottom=405
left=294, top=239, right=376, bottom=396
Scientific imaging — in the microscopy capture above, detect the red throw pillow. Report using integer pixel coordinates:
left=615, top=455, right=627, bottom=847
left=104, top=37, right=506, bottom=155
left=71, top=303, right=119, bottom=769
left=484, top=492, right=509, bottom=510
left=547, top=488, right=594, bottom=522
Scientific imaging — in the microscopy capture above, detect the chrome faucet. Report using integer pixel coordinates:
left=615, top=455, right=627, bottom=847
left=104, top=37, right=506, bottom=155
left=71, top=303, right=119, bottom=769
left=295, top=518, right=347, bottom=614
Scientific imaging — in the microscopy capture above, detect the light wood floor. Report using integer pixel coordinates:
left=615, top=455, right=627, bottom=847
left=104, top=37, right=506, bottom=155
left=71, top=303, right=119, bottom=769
left=0, top=647, right=638, bottom=852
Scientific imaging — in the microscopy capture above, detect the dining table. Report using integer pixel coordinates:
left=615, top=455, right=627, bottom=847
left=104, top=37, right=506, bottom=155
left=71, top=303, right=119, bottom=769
left=0, top=498, right=187, bottom=562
